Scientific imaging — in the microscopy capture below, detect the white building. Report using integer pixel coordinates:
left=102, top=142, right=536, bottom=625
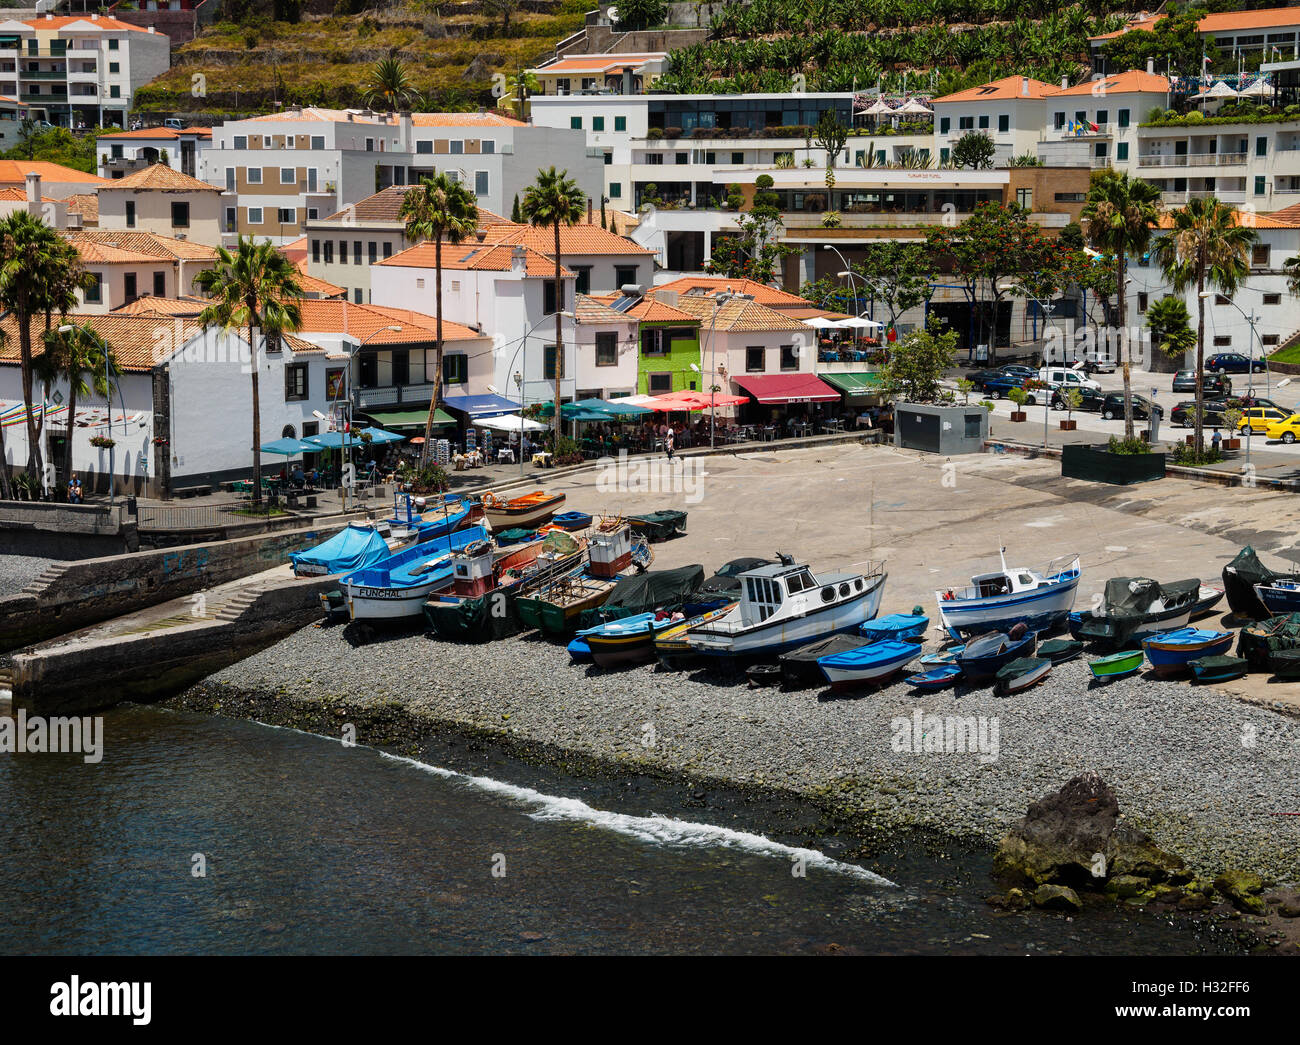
left=96, top=125, right=211, bottom=179
left=931, top=75, right=1060, bottom=165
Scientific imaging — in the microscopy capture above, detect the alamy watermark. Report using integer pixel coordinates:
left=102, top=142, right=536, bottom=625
left=595, top=450, right=706, bottom=503
left=891, top=708, right=1000, bottom=763
left=0, top=709, right=103, bottom=764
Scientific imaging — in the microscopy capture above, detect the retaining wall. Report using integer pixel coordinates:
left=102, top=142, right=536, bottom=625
left=0, top=500, right=139, bottom=558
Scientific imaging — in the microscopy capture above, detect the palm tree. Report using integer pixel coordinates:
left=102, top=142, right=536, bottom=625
left=36, top=323, right=113, bottom=500
left=195, top=237, right=303, bottom=505
left=1080, top=171, right=1162, bottom=441
left=400, top=173, right=478, bottom=461
left=0, top=211, right=86, bottom=489
left=365, top=56, right=421, bottom=113
left=504, top=69, right=541, bottom=119
left=1153, top=198, right=1257, bottom=456
left=522, top=167, right=585, bottom=444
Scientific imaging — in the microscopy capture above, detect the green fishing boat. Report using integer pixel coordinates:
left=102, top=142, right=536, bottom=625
left=1088, top=649, right=1144, bottom=680
left=514, top=573, right=621, bottom=636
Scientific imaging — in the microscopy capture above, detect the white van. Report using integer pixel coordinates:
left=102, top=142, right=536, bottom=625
left=163, top=118, right=183, bottom=130
left=1038, top=366, right=1102, bottom=393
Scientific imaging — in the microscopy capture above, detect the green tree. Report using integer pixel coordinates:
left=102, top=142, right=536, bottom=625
left=1145, top=295, right=1195, bottom=356
left=401, top=173, right=479, bottom=458
left=1080, top=170, right=1162, bottom=440
left=364, top=56, right=421, bottom=113
left=36, top=322, right=114, bottom=500
left=504, top=69, right=540, bottom=119
left=706, top=174, right=797, bottom=284
left=481, top=0, right=521, bottom=35
left=195, top=238, right=304, bottom=505
left=814, top=108, right=848, bottom=194
left=511, top=193, right=522, bottom=223
left=851, top=241, right=935, bottom=348
left=952, top=131, right=995, bottom=169
left=614, top=0, right=668, bottom=32
left=879, top=315, right=957, bottom=403
left=1153, top=198, right=1256, bottom=456
left=522, top=167, right=585, bottom=442
left=1103, top=9, right=1216, bottom=77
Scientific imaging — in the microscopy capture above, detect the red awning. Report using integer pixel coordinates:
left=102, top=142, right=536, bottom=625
left=732, top=373, right=841, bottom=405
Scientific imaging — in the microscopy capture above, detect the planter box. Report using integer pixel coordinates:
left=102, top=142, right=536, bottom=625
left=1061, top=443, right=1166, bottom=485
left=1059, top=419, right=1078, bottom=431
left=1010, top=411, right=1027, bottom=422
left=1224, top=438, right=1241, bottom=450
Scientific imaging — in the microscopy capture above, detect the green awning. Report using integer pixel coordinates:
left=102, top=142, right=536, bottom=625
left=362, top=408, right=456, bottom=429
left=819, top=372, right=885, bottom=394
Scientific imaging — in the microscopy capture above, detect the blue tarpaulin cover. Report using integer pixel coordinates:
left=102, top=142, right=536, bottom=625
left=290, top=523, right=391, bottom=577
left=442, top=392, right=522, bottom=418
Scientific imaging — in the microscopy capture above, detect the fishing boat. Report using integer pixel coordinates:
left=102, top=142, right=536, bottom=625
left=653, top=602, right=737, bottom=670
left=576, top=565, right=710, bottom=630
left=628, top=510, right=687, bottom=542
left=1088, top=649, right=1144, bottom=680
left=860, top=608, right=928, bottom=643
left=342, top=525, right=490, bottom=622
left=481, top=490, right=565, bottom=530
left=779, top=634, right=872, bottom=689
left=956, top=629, right=1037, bottom=683
left=1073, top=576, right=1201, bottom=649
left=1190, top=584, right=1225, bottom=620
left=579, top=611, right=685, bottom=668
left=1239, top=612, right=1300, bottom=671
left=1268, top=647, right=1300, bottom=679
left=935, top=549, right=1080, bottom=640
left=567, top=635, right=594, bottom=664
left=1190, top=655, right=1248, bottom=683
left=684, top=556, right=887, bottom=660
left=551, top=511, right=593, bottom=532
left=291, top=522, right=392, bottom=578
left=918, top=645, right=965, bottom=668
left=588, top=516, right=643, bottom=578
left=818, top=639, right=919, bottom=691
left=995, top=657, right=1052, bottom=695
left=1253, top=578, right=1300, bottom=616
left=1037, top=638, right=1084, bottom=664
left=385, top=492, right=474, bottom=540
left=905, top=664, right=963, bottom=691
left=422, top=531, right=585, bottom=641
left=1141, top=628, right=1234, bottom=677
left=515, top=571, right=624, bottom=637
left=1223, top=546, right=1293, bottom=621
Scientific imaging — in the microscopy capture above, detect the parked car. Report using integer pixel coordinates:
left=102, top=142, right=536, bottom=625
left=1205, top=352, right=1266, bottom=375
left=1237, top=406, right=1291, bottom=433
left=1101, top=393, right=1162, bottom=421
left=1171, top=370, right=1232, bottom=396
left=1062, top=353, right=1117, bottom=374
left=1049, top=385, right=1106, bottom=412
left=1171, top=401, right=1228, bottom=428
left=1264, top=414, right=1300, bottom=444
left=968, top=369, right=1031, bottom=398
left=1037, top=366, right=1102, bottom=393
left=964, top=363, right=1034, bottom=383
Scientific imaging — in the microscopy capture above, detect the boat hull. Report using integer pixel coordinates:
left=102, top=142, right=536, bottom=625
left=936, top=573, right=1079, bottom=640
left=819, top=640, right=919, bottom=690
left=1142, top=630, right=1234, bottom=676
left=516, top=580, right=618, bottom=636
left=343, top=526, right=488, bottom=622
left=906, top=665, right=963, bottom=691
left=956, top=633, right=1037, bottom=682
left=1254, top=581, right=1300, bottom=616
left=1089, top=652, right=1144, bottom=679
left=484, top=493, right=565, bottom=531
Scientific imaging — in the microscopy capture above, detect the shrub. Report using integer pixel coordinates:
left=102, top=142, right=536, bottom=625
left=1106, top=434, right=1150, bottom=455
left=1170, top=443, right=1223, bottom=466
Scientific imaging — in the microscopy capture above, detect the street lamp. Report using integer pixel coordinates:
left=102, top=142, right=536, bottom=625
left=59, top=323, right=119, bottom=505
left=822, top=244, right=861, bottom=314
left=697, top=290, right=736, bottom=448
left=1000, top=282, right=1057, bottom=450
left=498, top=310, right=574, bottom=474
left=340, top=324, right=401, bottom=508
left=1203, top=289, right=1268, bottom=470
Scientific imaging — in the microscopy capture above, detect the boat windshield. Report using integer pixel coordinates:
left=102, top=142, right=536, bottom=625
left=744, top=576, right=783, bottom=621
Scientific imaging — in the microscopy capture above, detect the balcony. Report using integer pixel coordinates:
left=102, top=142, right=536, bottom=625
left=1137, top=152, right=1249, bottom=167
left=1161, top=189, right=1246, bottom=205
left=19, top=70, right=68, bottom=81
left=353, top=383, right=437, bottom=410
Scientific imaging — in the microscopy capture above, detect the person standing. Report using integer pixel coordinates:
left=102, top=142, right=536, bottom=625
left=665, top=424, right=675, bottom=461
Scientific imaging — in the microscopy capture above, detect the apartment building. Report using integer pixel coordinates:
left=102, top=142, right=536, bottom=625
left=96, top=125, right=211, bottom=179
left=65, top=228, right=217, bottom=312
left=528, top=52, right=668, bottom=97
left=931, top=76, right=1059, bottom=165
left=0, top=92, right=26, bottom=150
left=1090, top=7, right=1300, bottom=69
left=96, top=163, right=223, bottom=247
left=0, top=14, right=169, bottom=129
left=200, top=107, right=600, bottom=247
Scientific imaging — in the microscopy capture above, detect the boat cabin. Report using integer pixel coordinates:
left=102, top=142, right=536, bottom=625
left=736, top=562, right=869, bottom=625
left=969, top=569, right=1041, bottom=599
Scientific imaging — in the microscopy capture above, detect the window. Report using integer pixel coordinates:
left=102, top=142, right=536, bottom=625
left=940, top=148, right=950, bottom=165
left=544, top=280, right=566, bottom=315
left=311, top=135, right=325, bottom=150
left=609, top=183, right=622, bottom=199
left=614, top=116, right=626, bottom=131
left=365, top=138, right=374, bottom=152
left=940, top=117, right=951, bottom=134
left=482, top=140, right=495, bottom=154
left=1264, top=293, right=1282, bottom=305
left=322, top=239, right=332, bottom=262
left=312, top=239, right=320, bottom=263
left=1255, top=175, right=1267, bottom=196
left=415, top=140, right=433, bottom=155
left=1074, top=111, right=1086, bottom=124
left=646, top=154, right=664, bottom=165
left=124, top=272, right=137, bottom=302
left=285, top=364, right=308, bottom=401
left=641, top=328, right=667, bottom=356
left=110, top=86, right=120, bottom=99
left=1016, top=188, right=1033, bottom=209
left=745, top=347, right=764, bottom=372
left=247, top=166, right=262, bottom=184
left=150, top=271, right=165, bottom=297
left=595, top=332, right=617, bottom=366
left=574, top=266, right=592, bottom=294
left=1054, top=191, right=1086, bottom=202
left=1053, top=112, right=1065, bottom=130
left=1252, top=244, right=1271, bottom=266
left=475, top=170, right=489, bottom=197
left=125, top=200, right=135, bottom=228
left=450, top=140, right=463, bottom=155
left=1137, top=292, right=1148, bottom=313
left=647, top=372, right=672, bottom=393
left=279, top=208, right=296, bottom=224
left=383, top=242, right=393, bottom=258
left=977, top=115, right=989, bottom=129
left=1213, top=335, right=1232, bottom=347
left=110, top=144, right=124, bottom=159
left=731, top=151, right=744, bottom=164
left=84, top=273, right=101, bottom=304
left=171, top=201, right=190, bottom=228
left=109, top=38, right=119, bottom=50
left=958, top=116, right=973, bottom=130
left=308, top=208, right=318, bottom=220
left=234, top=135, right=247, bottom=149
left=249, top=206, right=264, bottom=225
left=108, top=61, right=119, bottom=74
left=615, top=265, right=637, bottom=287
left=353, top=240, right=361, bottom=263
left=1118, top=108, right=1130, bottom=128
left=339, top=240, right=348, bottom=264
left=443, top=353, right=468, bottom=385
left=570, top=116, right=582, bottom=129
left=368, top=242, right=377, bottom=265
left=1263, top=334, right=1280, bottom=347
left=675, top=152, right=688, bottom=165
left=780, top=345, right=798, bottom=371
left=1257, top=135, right=1268, bottom=157
left=280, top=166, right=295, bottom=184
left=1116, top=142, right=1128, bottom=161
left=225, top=206, right=237, bottom=232
left=543, top=343, right=562, bottom=380
left=415, top=278, right=424, bottom=288
left=1095, top=109, right=1108, bottom=125
left=997, top=114, right=1009, bottom=133
left=604, top=152, right=613, bottom=166
left=593, top=116, right=605, bottom=131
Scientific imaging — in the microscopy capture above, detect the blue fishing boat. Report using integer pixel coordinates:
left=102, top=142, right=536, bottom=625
left=818, top=639, right=919, bottom=690
left=578, top=611, right=682, bottom=667
left=918, top=645, right=965, bottom=667
left=905, top=664, right=963, bottom=691
left=290, top=523, right=392, bottom=578
left=341, top=525, right=490, bottom=622
left=567, top=636, right=594, bottom=663
left=1254, top=578, right=1300, bottom=615
left=860, top=609, right=928, bottom=643
left=935, top=548, right=1080, bottom=639
left=551, top=511, right=593, bottom=532
left=385, top=492, right=474, bottom=538
left=956, top=629, right=1037, bottom=683
left=1142, top=628, right=1234, bottom=676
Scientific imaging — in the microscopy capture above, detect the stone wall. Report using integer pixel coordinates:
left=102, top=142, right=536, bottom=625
left=0, top=500, right=139, bottom=558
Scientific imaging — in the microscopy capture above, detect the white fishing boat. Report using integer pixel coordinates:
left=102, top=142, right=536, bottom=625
left=684, top=555, right=886, bottom=659
left=935, top=548, right=1080, bottom=640
left=342, top=525, right=491, bottom=622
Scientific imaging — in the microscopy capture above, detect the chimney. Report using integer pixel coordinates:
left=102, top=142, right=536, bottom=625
left=587, top=198, right=593, bottom=223
left=25, top=171, right=40, bottom=206
left=1060, top=75, right=1068, bottom=90
left=510, top=244, right=527, bottom=274
left=91, top=12, right=98, bottom=19
left=1147, top=57, right=1155, bottom=75
left=67, top=210, right=83, bottom=230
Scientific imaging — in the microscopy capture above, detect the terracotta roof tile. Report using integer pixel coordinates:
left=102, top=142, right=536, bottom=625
left=296, top=299, right=482, bottom=344
left=97, top=126, right=212, bottom=141
left=66, top=229, right=218, bottom=262
left=1155, top=208, right=1300, bottom=229
left=101, top=164, right=221, bottom=192
left=65, top=236, right=165, bottom=264
left=574, top=293, right=631, bottom=323
left=653, top=275, right=812, bottom=308
left=0, top=313, right=195, bottom=372
left=0, top=161, right=110, bottom=187
left=1052, top=70, right=1171, bottom=96
left=378, top=241, right=573, bottom=278
left=671, top=294, right=809, bottom=333
left=65, top=192, right=98, bottom=222
left=534, top=53, right=666, bottom=74
left=241, top=107, right=383, bottom=124
left=294, top=268, right=346, bottom=298
left=932, top=75, right=1058, bottom=104
left=112, top=296, right=208, bottom=317
left=480, top=221, right=654, bottom=256
left=14, top=15, right=150, bottom=31
left=589, top=291, right=698, bottom=324
left=0, top=186, right=56, bottom=203
left=318, top=184, right=513, bottom=226
left=410, top=112, right=527, bottom=127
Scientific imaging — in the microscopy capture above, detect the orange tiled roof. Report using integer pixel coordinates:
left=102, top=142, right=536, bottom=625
left=14, top=15, right=150, bottom=31
left=535, top=53, right=666, bottom=74
left=671, top=294, right=809, bottom=333
left=574, top=294, right=631, bottom=323
left=319, top=184, right=514, bottom=226
left=1267, top=202, right=1300, bottom=224
left=0, top=186, right=56, bottom=203
left=67, top=229, right=218, bottom=262
left=653, top=275, right=812, bottom=308
left=589, top=291, right=698, bottom=324
left=294, top=267, right=346, bottom=298
left=410, top=112, right=527, bottom=127
left=1155, top=208, right=1300, bottom=229
left=101, top=164, right=220, bottom=192
left=296, top=299, right=481, bottom=344
left=0, top=161, right=110, bottom=186
left=1052, top=70, right=1171, bottom=96
left=65, top=192, right=99, bottom=222
left=66, top=235, right=165, bottom=264
left=480, top=221, right=654, bottom=256
left=378, top=241, right=573, bottom=278
left=97, top=126, right=212, bottom=140
left=1091, top=7, right=1300, bottom=42
left=932, top=75, right=1059, bottom=104
left=0, top=313, right=197, bottom=372
left=112, top=295, right=208, bottom=317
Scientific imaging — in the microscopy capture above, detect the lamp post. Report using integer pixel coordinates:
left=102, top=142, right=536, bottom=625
left=698, top=290, right=736, bottom=449
left=500, top=310, right=575, bottom=474
left=340, top=324, right=401, bottom=509
left=822, top=244, right=860, bottom=314
left=59, top=323, right=118, bottom=505
left=1000, top=282, right=1058, bottom=450
left=1202, top=289, right=1267, bottom=470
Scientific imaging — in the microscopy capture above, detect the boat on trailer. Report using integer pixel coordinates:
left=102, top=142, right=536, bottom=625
left=683, top=556, right=887, bottom=660
left=935, top=549, right=1080, bottom=640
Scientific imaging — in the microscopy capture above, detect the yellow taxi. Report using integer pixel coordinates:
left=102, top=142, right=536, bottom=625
left=1238, top=406, right=1290, bottom=433
left=1264, top=414, right=1300, bottom=443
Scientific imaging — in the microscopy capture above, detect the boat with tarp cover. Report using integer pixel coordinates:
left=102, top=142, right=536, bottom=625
left=1070, top=576, right=1201, bottom=649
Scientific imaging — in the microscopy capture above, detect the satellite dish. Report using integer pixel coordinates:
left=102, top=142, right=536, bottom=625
left=608, top=5, right=620, bottom=22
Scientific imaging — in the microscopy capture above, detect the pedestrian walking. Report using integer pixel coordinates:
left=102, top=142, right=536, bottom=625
left=665, top=425, right=675, bottom=461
